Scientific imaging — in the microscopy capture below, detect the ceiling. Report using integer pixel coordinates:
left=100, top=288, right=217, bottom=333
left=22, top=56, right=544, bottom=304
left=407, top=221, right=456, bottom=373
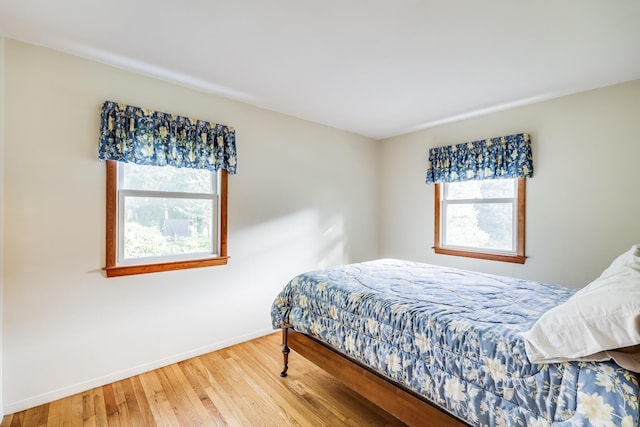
left=1, top=1, right=639, bottom=139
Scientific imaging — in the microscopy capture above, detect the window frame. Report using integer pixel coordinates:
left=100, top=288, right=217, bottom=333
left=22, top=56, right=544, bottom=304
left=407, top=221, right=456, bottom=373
left=104, top=160, right=229, bottom=277
left=434, top=178, right=526, bottom=264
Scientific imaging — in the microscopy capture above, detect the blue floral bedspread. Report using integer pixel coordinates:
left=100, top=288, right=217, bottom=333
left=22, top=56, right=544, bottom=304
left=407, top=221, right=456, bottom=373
left=271, top=259, right=639, bottom=427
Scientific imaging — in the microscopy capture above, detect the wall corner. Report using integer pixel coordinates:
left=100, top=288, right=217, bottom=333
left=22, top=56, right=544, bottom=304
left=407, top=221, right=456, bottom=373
left=0, top=30, right=6, bottom=420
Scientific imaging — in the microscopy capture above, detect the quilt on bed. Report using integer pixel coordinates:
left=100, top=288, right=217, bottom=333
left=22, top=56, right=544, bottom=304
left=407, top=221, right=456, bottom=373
left=271, top=259, right=639, bottom=427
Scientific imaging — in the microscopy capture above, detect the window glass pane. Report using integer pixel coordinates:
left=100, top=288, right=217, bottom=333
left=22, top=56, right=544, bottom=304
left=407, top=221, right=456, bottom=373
left=446, top=179, right=514, bottom=200
left=479, top=179, right=515, bottom=198
left=446, top=180, right=482, bottom=199
left=123, top=196, right=214, bottom=259
left=122, top=163, right=214, bottom=193
left=444, top=202, right=513, bottom=251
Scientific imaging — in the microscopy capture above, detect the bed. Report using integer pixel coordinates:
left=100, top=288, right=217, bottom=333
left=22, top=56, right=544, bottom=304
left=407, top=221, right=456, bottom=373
left=271, top=258, right=640, bottom=427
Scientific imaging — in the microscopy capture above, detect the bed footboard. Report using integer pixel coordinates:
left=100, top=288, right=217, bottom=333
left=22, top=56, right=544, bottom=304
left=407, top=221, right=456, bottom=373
left=281, top=328, right=468, bottom=427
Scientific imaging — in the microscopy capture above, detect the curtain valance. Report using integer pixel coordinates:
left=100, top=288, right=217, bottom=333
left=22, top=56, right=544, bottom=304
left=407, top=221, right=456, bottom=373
left=425, top=132, right=532, bottom=184
left=98, top=101, right=237, bottom=174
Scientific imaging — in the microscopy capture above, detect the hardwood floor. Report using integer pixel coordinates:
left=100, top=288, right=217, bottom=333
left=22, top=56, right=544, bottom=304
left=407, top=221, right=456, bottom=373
left=1, top=333, right=406, bottom=427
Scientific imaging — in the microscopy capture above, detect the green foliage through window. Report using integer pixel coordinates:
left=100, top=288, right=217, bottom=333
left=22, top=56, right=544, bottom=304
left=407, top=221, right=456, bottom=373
left=119, top=163, right=218, bottom=261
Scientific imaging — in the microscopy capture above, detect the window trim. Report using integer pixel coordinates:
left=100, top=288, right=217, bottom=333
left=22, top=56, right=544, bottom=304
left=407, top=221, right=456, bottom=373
left=434, top=178, right=526, bottom=264
left=104, top=160, right=229, bottom=277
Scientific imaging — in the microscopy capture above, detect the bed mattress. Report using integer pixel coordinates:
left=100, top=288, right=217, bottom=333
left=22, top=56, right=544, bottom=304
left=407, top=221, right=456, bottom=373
left=271, top=259, right=639, bottom=426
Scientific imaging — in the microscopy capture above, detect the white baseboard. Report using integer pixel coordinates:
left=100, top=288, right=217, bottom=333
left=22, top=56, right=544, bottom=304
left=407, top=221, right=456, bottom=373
left=4, top=328, right=276, bottom=415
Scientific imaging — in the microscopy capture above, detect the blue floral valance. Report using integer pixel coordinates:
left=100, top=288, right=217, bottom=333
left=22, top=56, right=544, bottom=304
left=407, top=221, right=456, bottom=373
left=425, top=133, right=532, bottom=184
left=98, top=101, right=237, bottom=174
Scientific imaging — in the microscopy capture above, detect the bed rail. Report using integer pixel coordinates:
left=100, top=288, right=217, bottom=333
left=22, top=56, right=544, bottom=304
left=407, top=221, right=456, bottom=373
left=280, top=328, right=468, bottom=427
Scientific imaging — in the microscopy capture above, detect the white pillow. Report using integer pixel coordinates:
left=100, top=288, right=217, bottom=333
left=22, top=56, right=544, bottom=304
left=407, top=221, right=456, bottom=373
left=595, top=243, right=640, bottom=281
left=521, top=244, right=640, bottom=372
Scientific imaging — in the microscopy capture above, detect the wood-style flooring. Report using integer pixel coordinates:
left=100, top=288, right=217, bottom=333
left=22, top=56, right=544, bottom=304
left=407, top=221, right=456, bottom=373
left=1, top=333, right=406, bottom=426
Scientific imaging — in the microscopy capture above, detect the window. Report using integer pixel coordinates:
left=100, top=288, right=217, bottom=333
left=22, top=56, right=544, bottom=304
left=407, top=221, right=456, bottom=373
left=434, top=178, right=526, bottom=263
left=105, top=160, right=228, bottom=277
left=98, top=101, right=236, bottom=277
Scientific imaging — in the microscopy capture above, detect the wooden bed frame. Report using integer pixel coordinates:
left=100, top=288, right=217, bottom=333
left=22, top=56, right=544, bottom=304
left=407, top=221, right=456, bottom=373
left=280, top=328, right=468, bottom=427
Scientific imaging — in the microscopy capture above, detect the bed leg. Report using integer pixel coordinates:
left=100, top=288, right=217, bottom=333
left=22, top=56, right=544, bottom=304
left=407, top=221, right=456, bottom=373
left=280, top=328, right=290, bottom=377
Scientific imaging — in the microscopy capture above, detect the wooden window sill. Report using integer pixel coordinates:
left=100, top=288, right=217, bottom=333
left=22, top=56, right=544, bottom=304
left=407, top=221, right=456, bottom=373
left=104, top=257, right=229, bottom=277
left=433, top=247, right=526, bottom=264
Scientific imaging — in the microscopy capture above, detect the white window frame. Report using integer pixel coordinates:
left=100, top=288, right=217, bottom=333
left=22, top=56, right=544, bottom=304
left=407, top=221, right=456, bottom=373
left=434, top=178, right=526, bottom=264
left=116, top=163, right=220, bottom=266
left=104, top=160, right=229, bottom=277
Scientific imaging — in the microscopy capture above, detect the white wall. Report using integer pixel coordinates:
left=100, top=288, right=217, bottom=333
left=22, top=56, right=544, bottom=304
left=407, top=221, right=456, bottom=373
left=2, top=39, right=379, bottom=412
left=379, top=79, right=640, bottom=287
left=0, top=31, right=5, bottom=420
